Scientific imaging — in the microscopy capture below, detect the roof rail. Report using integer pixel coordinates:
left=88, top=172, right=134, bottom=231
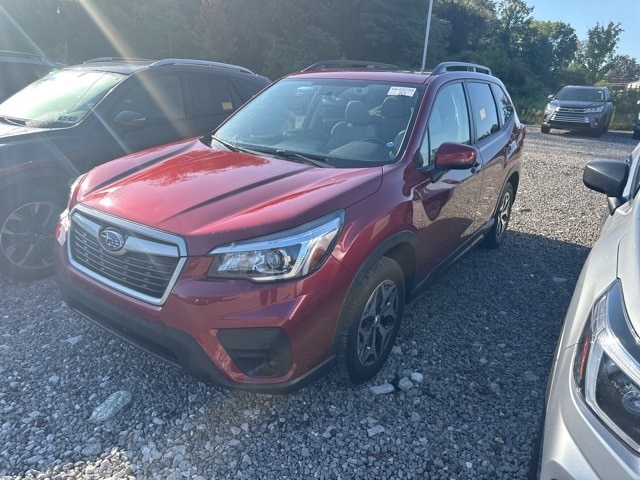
left=0, top=50, right=48, bottom=62
left=149, top=59, right=254, bottom=74
left=303, top=60, right=399, bottom=72
left=431, top=62, right=492, bottom=75
left=84, top=57, right=152, bottom=64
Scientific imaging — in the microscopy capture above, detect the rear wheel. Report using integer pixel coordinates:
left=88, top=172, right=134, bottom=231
left=336, top=257, right=405, bottom=385
left=482, top=182, right=513, bottom=249
left=0, top=189, right=66, bottom=280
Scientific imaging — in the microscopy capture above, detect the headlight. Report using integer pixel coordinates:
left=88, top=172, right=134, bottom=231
left=207, top=211, right=344, bottom=282
left=585, top=106, right=604, bottom=113
left=573, top=280, right=640, bottom=453
left=545, top=103, right=559, bottom=113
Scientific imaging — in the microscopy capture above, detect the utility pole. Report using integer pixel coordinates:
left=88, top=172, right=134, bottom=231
left=421, top=0, right=434, bottom=71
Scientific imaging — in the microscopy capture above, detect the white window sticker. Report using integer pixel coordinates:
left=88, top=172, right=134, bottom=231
left=479, top=108, right=487, bottom=120
left=387, top=86, right=416, bottom=97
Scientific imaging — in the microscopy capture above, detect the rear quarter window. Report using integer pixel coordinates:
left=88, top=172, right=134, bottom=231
left=490, top=83, right=513, bottom=126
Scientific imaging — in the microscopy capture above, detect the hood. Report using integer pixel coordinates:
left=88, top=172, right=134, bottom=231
left=549, top=99, right=604, bottom=109
left=0, top=122, right=48, bottom=142
left=76, top=139, right=383, bottom=255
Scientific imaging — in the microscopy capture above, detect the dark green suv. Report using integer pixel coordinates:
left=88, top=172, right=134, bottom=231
left=0, top=57, right=269, bottom=280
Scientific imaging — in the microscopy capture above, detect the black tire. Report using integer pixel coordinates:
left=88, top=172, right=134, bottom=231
left=540, top=125, right=550, bottom=134
left=590, top=125, right=603, bottom=137
left=482, top=182, right=513, bottom=249
left=336, top=256, right=405, bottom=385
left=0, top=189, right=66, bottom=280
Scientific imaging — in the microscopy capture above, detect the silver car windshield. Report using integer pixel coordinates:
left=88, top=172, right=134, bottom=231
left=214, top=78, right=423, bottom=167
left=0, top=69, right=125, bottom=127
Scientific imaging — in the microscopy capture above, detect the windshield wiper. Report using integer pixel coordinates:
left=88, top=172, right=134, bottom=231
left=272, top=149, right=333, bottom=168
left=207, top=136, right=332, bottom=168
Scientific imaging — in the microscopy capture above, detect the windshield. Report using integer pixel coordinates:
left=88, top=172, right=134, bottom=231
left=214, top=77, right=423, bottom=167
left=556, top=87, right=604, bottom=103
left=0, top=69, right=126, bottom=127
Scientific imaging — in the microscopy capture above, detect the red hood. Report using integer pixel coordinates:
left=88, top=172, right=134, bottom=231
left=76, top=139, right=382, bottom=255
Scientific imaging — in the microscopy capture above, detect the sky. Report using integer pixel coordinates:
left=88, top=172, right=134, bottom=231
left=526, top=0, right=639, bottom=61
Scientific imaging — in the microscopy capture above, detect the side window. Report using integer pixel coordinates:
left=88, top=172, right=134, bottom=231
left=419, top=82, right=470, bottom=166
left=490, top=83, right=513, bottom=126
left=186, top=76, right=240, bottom=118
left=467, top=82, right=499, bottom=141
left=111, top=75, right=185, bottom=122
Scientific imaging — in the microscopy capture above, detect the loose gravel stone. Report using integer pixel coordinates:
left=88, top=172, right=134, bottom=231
left=0, top=131, right=636, bottom=479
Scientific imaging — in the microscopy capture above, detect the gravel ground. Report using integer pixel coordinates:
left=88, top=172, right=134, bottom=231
left=1, top=130, right=637, bottom=480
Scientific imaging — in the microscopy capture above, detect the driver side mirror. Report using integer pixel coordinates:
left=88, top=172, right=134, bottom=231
left=434, top=142, right=478, bottom=170
left=114, top=110, right=146, bottom=131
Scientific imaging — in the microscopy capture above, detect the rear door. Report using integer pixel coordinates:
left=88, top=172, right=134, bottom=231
left=466, top=80, right=516, bottom=221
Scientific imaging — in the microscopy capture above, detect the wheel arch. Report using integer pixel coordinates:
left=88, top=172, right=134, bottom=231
left=330, top=230, right=418, bottom=355
left=0, top=168, right=72, bottom=202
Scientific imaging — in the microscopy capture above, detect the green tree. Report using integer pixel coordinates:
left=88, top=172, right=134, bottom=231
left=575, top=21, right=623, bottom=85
left=606, top=55, right=640, bottom=87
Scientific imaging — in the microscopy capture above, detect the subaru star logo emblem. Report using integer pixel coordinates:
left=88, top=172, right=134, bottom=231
left=99, top=228, right=126, bottom=253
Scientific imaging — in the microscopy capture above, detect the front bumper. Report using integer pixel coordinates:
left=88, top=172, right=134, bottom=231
left=55, top=216, right=352, bottom=393
left=540, top=344, right=640, bottom=479
left=542, top=111, right=605, bottom=131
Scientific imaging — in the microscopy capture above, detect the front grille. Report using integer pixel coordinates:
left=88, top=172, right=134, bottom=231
left=68, top=206, right=187, bottom=305
left=551, top=107, right=589, bottom=124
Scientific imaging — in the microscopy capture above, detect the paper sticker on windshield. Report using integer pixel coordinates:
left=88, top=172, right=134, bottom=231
left=222, top=102, right=234, bottom=111
left=387, top=86, right=416, bottom=97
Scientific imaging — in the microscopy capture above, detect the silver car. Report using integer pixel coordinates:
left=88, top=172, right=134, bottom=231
left=533, top=142, right=640, bottom=479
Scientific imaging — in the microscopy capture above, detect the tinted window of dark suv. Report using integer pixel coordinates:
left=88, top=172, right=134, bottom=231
left=187, top=75, right=240, bottom=117
left=109, top=75, right=186, bottom=121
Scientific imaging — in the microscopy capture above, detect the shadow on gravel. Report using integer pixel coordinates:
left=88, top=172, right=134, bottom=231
left=0, top=228, right=590, bottom=479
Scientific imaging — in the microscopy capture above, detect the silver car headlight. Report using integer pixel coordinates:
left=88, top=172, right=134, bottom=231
left=585, top=106, right=604, bottom=113
left=573, top=280, right=640, bottom=453
left=545, top=103, right=559, bottom=113
left=207, top=210, right=344, bottom=282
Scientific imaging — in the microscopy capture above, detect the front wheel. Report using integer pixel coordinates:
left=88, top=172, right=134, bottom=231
left=482, top=182, right=513, bottom=249
left=540, top=125, right=550, bottom=134
left=0, top=189, right=66, bottom=280
left=336, top=257, right=405, bottom=385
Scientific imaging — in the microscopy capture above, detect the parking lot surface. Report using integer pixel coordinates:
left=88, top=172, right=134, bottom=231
left=1, top=130, right=637, bottom=479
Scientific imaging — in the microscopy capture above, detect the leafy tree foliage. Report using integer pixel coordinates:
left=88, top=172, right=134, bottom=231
left=0, top=0, right=635, bottom=125
left=573, top=22, right=623, bottom=85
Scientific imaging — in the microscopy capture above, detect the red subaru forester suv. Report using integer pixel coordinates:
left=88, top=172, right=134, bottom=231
left=55, top=60, right=525, bottom=392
